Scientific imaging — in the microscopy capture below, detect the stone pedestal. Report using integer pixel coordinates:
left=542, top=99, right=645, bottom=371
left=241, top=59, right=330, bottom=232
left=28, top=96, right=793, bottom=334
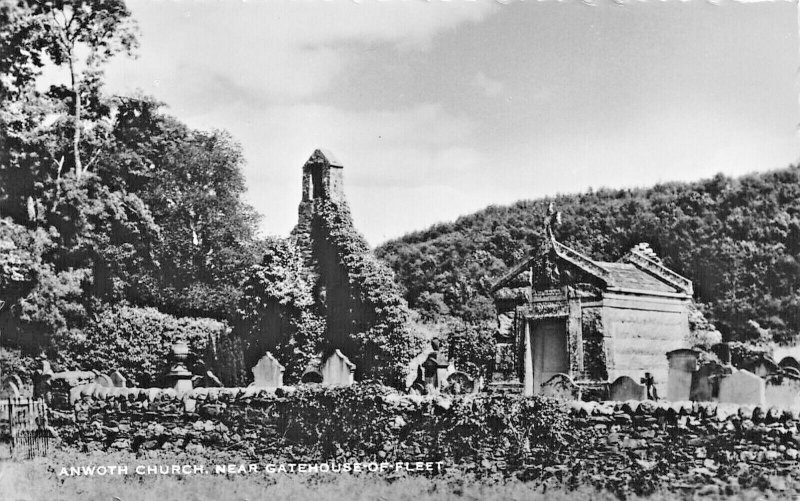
left=167, top=340, right=194, bottom=394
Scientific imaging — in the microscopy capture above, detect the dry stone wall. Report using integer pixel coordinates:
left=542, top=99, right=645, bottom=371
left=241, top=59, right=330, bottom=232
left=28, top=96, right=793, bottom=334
left=46, top=383, right=800, bottom=496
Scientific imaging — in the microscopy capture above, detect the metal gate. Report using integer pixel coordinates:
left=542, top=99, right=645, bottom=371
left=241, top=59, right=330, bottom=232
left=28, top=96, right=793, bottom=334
left=1, top=397, right=53, bottom=459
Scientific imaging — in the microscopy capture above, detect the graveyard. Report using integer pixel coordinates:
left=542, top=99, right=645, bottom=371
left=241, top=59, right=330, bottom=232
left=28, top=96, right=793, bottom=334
left=4, top=152, right=800, bottom=500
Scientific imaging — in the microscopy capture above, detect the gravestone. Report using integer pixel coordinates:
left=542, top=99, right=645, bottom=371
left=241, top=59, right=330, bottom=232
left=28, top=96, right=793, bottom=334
left=110, top=370, right=127, bottom=388
left=321, top=349, right=355, bottom=386
left=0, top=380, right=20, bottom=399
left=779, top=357, right=800, bottom=373
left=251, top=352, right=285, bottom=389
left=743, top=355, right=780, bottom=378
left=718, top=369, right=765, bottom=406
left=541, top=373, right=581, bottom=400
left=666, top=349, right=699, bottom=402
left=301, top=369, right=323, bottom=384
left=690, top=362, right=731, bottom=402
left=94, top=374, right=113, bottom=387
left=204, top=371, right=223, bottom=388
left=765, top=375, right=800, bottom=408
left=609, top=375, right=646, bottom=401
left=445, top=371, right=475, bottom=395
left=420, top=339, right=452, bottom=391
left=406, top=349, right=432, bottom=390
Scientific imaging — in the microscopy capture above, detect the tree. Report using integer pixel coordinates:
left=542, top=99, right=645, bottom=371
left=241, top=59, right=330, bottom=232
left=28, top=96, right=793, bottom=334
left=27, top=0, right=137, bottom=177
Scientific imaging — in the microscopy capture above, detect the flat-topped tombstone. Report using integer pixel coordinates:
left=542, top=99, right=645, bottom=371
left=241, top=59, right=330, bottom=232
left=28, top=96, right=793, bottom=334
left=718, top=369, right=765, bottom=406
left=541, top=373, right=580, bottom=401
left=321, top=349, right=355, bottom=386
left=765, top=375, right=800, bottom=408
left=94, top=374, right=113, bottom=387
left=609, top=375, right=646, bottom=401
left=251, top=352, right=285, bottom=389
left=666, top=349, right=699, bottom=402
left=110, top=370, right=127, bottom=388
left=690, top=362, right=731, bottom=402
left=445, top=371, right=475, bottom=395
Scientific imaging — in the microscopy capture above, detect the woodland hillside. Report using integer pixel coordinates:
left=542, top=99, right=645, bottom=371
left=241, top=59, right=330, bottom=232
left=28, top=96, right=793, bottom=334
left=377, top=167, right=800, bottom=346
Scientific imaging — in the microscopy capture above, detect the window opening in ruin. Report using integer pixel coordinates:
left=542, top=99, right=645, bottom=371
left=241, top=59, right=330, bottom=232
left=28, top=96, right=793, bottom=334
left=312, top=167, right=324, bottom=198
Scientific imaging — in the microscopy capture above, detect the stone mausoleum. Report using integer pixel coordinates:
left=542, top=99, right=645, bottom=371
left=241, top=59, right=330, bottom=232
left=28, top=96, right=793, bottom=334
left=490, top=205, right=695, bottom=397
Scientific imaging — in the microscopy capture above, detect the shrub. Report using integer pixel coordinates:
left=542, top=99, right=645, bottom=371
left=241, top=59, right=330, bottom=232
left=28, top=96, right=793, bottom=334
left=68, top=304, right=228, bottom=386
left=274, top=382, right=574, bottom=470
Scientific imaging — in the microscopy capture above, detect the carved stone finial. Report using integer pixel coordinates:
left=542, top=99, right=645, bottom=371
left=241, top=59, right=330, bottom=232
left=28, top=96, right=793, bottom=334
left=544, top=203, right=562, bottom=240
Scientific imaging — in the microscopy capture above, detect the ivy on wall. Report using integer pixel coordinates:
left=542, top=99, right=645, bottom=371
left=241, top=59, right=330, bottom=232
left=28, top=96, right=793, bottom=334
left=227, top=200, right=424, bottom=388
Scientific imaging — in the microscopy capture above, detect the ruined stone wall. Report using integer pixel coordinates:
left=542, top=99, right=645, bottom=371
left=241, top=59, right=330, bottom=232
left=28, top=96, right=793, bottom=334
left=602, top=294, right=690, bottom=392
left=310, top=209, right=370, bottom=354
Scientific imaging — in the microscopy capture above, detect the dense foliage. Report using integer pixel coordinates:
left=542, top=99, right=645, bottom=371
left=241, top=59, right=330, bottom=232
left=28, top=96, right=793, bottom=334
left=276, top=383, right=572, bottom=470
left=378, top=168, right=800, bottom=344
left=67, top=304, right=228, bottom=387
left=231, top=238, right=325, bottom=384
left=229, top=200, right=425, bottom=387
left=309, top=200, right=426, bottom=386
left=0, top=0, right=262, bottom=376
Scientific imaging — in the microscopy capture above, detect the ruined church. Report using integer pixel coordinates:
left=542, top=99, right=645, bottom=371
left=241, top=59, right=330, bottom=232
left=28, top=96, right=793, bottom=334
left=491, top=205, right=696, bottom=396
left=207, top=149, right=419, bottom=387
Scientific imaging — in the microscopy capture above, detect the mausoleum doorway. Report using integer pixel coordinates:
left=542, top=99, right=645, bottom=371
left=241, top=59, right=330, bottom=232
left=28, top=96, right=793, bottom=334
left=531, top=318, right=568, bottom=394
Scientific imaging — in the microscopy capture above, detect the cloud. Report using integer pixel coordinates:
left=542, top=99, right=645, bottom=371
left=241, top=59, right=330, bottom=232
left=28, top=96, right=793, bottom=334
left=472, top=71, right=505, bottom=97
left=168, top=99, right=484, bottom=241
left=106, top=1, right=498, bottom=105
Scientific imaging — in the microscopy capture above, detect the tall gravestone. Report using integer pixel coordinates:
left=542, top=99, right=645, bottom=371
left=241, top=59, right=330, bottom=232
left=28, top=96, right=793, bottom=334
left=718, top=369, right=765, bottom=406
left=666, top=349, right=699, bottom=401
left=609, top=375, right=646, bottom=401
left=251, top=352, right=285, bottom=388
left=321, top=349, right=355, bottom=386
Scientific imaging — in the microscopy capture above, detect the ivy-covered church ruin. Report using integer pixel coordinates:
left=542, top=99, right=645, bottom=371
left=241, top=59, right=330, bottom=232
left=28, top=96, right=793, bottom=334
left=207, top=150, right=422, bottom=387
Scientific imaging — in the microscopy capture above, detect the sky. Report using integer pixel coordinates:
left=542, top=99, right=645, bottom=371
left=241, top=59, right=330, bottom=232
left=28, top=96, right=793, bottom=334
left=103, top=0, right=800, bottom=246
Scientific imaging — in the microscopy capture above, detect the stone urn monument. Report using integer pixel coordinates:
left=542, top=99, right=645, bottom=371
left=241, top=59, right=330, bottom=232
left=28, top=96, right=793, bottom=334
left=167, top=339, right=194, bottom=394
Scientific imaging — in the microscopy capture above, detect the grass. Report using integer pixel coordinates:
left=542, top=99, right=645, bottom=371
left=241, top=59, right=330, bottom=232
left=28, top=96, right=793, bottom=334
left=0, top=449, right=790, bottom=501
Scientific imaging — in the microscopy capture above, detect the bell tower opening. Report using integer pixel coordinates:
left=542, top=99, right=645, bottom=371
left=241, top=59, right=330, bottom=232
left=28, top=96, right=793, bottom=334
left=311, top=165, right=324, bottom=199
left=301, top=149, right=345, bottom=203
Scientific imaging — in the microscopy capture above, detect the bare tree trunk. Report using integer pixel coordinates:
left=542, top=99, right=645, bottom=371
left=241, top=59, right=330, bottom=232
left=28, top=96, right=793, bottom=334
left=69, top=55, right=83, bottom=177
